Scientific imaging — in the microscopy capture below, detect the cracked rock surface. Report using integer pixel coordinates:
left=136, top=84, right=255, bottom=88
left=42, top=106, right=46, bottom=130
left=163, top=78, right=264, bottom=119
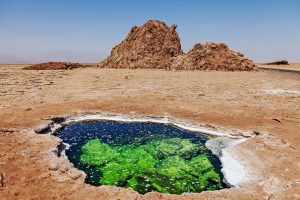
left=100, top=20, right=256, bottom=71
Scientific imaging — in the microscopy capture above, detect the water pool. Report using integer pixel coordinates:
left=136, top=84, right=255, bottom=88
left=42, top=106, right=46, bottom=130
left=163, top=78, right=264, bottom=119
left=54, top=120, right=228, bottom=194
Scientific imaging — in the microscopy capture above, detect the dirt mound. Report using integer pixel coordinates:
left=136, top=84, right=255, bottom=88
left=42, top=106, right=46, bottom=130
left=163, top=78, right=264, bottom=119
left=99, top=20, right=183, bottom=69
left=100, top=20, right=256, bottom=71
left=265, top=60, right=289, bottom=65
left=23, top=62, right=87, bottom=70
left=170, top=43, right=256, bottom=71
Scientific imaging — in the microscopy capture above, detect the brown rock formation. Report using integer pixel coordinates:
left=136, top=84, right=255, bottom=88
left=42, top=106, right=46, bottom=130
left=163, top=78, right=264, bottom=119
left=99, top=20, right=183, bottom=69
left=23, top=62, right=87, bottom=70
left=171, top=43, right=256, bottom=71
left=265, top=60, right=289, bottom=65
left=100, top=20, right=256, bottom=71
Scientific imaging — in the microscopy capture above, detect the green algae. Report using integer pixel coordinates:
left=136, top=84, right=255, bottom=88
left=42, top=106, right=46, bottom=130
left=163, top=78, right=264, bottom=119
left=99, top=146, right=157, bottom=186
left=80, top=138, right=222, bottom=194
left=80, top=139, right=119, bottom=166
left=142, top=138, right=203, bottom=159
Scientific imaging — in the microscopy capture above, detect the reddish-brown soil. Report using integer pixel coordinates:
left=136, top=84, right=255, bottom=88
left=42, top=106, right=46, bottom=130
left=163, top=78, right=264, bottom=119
left=0, top=64, right=299, bottom=200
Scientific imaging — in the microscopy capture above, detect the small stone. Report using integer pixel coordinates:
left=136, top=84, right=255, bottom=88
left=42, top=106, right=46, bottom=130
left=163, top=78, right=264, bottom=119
left=60, top=166, right=69, bottom=173
left=34, top=125, right=51, bottom=134
left=48, top=162, right=60, bottom=171
left=0, top=128, right=19, bottom=133
left=242, top=132, right=253, bottom=138
left=272, top=118, right=282, bottom=123
left=51, top=116, right=65, bottom=123
left=55, top=176, right=69, bottom=183
left=67, top=169, right=82, bottom=180
left=253, top=131, right=261, bottom=136
left=20, top=151, right=28, bottom=157
left=0, top=172, right=4, bottom=188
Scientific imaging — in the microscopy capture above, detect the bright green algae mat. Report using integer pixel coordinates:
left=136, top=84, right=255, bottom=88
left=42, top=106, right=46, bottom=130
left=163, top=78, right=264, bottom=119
left=54, top=121, right=227, bottom=194
left=80, top=138, right=223, bottom=194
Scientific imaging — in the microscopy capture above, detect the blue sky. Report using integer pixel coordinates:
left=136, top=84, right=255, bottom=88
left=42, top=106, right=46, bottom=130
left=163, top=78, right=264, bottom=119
left=0, top=0, right=299, bottom=63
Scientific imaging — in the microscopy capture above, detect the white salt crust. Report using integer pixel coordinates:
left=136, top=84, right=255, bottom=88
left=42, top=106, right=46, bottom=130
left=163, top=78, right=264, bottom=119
left=264, top=89, right=300, bottom=95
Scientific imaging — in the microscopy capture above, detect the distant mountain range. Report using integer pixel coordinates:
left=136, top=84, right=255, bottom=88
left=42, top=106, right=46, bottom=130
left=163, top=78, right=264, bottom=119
left=0, top=50, right=106, bottom=64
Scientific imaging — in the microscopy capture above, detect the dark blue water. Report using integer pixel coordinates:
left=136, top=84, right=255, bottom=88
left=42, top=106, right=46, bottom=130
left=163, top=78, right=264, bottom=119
left=53, top=120, right=226, bottom=188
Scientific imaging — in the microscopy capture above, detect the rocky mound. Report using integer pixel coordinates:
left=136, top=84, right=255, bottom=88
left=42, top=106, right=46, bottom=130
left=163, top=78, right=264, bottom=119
left=99, top=20, right=183, bottom=69
left=265, top=60, right=289, bottom=65
left=100, top=20, right=256, bottom=71
left=23, top=62, right=86, bottom=70
left=170, top=43, right=256, bottom=71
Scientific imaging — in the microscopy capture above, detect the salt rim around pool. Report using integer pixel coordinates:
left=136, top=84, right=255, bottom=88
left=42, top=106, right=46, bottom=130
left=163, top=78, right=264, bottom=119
left=38, top=114, right=247, bottom=190
left=264, top=89, right=300, bottom=95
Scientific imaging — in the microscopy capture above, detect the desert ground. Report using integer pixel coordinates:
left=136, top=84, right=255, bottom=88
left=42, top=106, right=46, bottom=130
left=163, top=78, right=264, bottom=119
left=0, top=64, right=300, bottom=200
left=258, top=63, right=300, bottom=72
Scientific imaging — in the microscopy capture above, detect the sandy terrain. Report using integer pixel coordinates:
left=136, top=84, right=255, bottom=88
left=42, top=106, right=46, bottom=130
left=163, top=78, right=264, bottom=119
left=258, top=63, right=300, bottom=72
left=0, top=64, right=299, bottom=199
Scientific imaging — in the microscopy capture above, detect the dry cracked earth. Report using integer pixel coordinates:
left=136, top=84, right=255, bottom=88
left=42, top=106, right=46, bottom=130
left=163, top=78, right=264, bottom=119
left=0, top=64, right=300, bottom=200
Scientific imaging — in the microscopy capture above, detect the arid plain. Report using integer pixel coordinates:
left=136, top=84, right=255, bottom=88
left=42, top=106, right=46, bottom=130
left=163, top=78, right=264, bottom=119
left=0, top=64, right=299, bottom=199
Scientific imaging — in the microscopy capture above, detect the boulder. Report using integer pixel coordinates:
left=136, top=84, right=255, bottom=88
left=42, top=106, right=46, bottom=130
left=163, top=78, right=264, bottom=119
left=170, top=43, right=256, bottom=71
left=99, top=20, right=183, bottom=69
left=100, top=20, right=256, bottom=71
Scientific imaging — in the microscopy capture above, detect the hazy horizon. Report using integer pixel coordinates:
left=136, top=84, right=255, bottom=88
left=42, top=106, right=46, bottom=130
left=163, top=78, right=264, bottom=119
left=0, top=0, right=300, bottom=64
